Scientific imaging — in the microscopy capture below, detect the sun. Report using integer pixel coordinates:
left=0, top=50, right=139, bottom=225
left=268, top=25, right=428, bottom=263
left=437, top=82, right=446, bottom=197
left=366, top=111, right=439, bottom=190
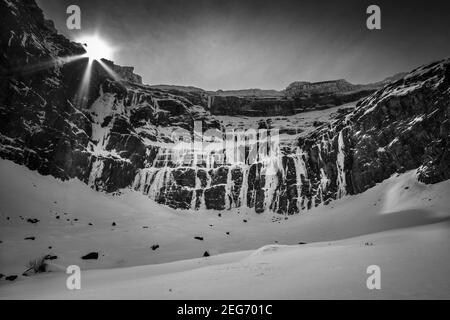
left=77, top=34, right=114, bottom=61
left=72, top=34, right=120, bottom=108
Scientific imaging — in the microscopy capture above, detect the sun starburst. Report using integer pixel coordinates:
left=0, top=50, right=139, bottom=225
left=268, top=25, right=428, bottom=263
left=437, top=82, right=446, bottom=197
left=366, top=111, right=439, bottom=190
left=76, top=34, right=115, bottom=62
left=73, top=34, right=120, bottom=107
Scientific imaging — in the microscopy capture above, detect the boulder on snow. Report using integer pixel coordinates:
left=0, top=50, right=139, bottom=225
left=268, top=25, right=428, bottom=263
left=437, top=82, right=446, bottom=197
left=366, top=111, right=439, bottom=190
left=81, top=252, right=99, bottom=260
left=5, top=275, right=18, bottom=281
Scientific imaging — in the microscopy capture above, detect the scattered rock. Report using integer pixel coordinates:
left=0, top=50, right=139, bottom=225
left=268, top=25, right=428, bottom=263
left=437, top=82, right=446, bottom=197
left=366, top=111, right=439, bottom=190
left=226, top=232, right=230, bottom=235
left=298, top=242, right=307, bottom=245
left=112, top=222, right=116, bottom=226
left=0, top=274, right=3, bottom=279
left=5, top=275, right=18, bottom=281
left=44, top=255, right=58, bottom=261
left=203, top=251, right=210, bottom=257
left=24, top=237, right=35, bottom=240
left=27, top=218, right=39, bottom=224
left=55, top=215, right=60, bottom=219
left=142, top=226, right=149, bottom=229
left=48, top=246, right=52, bottom=249
left=243, top=219, right=248, bottom=223
left=151, top=244, right=160, bottom=251
left=88, top=222, right=93, bottom=225
left=194, top=236, right=204, bottom=241
left=81, top=252, right=99, bottom=260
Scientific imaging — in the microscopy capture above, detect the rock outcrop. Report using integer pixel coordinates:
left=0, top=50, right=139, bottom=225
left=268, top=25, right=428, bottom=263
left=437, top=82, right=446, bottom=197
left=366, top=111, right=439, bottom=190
left=208, top=95, right=299, bottom=116
left=102, top=59, right=143, bottom=84
left=285, top=79, right=357, bottom=96
left=209, top=77, right=402, bottom=116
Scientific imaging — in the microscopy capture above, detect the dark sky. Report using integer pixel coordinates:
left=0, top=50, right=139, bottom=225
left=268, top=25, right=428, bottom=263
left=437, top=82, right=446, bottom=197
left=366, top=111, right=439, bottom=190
left=36, top=0, right=450, bottom=90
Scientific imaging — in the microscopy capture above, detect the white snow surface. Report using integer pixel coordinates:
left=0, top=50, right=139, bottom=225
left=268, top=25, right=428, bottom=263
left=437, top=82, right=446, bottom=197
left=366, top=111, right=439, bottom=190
left=0, top=159, right=449, bottom=299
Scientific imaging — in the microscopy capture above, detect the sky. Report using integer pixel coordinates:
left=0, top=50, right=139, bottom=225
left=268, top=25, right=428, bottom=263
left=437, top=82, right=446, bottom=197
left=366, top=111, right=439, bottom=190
left=36, top=0, right=450, bottom=91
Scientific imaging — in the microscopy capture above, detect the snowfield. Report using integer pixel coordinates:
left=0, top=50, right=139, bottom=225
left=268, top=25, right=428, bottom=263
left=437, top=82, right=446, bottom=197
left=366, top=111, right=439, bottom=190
left=0, top=159, right=449, bottom=299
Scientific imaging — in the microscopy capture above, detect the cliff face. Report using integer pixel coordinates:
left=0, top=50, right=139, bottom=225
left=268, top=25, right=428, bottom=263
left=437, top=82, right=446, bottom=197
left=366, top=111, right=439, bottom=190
left=285, top=79, right=356, bottom=96
left=102, top=59, right=143, bottom=84
left=294, top=61, right=450, bottom=208
left=0, top=0, right=218, bottom=194
left=1, top=0, right=449, bottom=215
left=209, top=96, right=299, bottom=116
left=209, top=78, right=397, bottom=116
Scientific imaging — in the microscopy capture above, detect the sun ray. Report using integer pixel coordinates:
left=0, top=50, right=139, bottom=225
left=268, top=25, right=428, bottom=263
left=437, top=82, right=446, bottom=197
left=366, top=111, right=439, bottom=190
left=74, top=58, right=93, bottom=108
left=7, top=54, right=85, bottom=78
left=10, top=33, right=119, bottom=109
left=73, top=34, right=120, bottom=108
left=97, top=59, right=120, bottom=81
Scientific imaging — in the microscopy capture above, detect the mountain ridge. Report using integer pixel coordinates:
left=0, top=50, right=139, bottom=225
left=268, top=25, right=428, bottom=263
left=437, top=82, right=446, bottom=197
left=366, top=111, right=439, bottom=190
left=145, top=74, right=408, bottom=98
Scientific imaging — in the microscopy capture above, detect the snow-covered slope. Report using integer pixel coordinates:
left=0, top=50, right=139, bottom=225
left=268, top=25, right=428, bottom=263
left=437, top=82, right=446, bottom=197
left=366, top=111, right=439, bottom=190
left=3, top=222, right=450, bottom=299
left=1, top=159, right=449, bottom=298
